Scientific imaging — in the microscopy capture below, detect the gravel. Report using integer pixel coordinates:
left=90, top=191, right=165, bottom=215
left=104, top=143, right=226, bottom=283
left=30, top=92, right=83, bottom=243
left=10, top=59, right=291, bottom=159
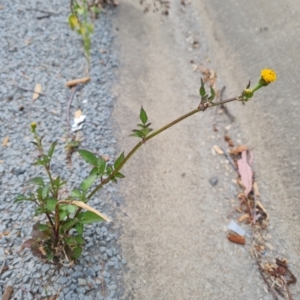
left=0, top=1, right=124, bottom=299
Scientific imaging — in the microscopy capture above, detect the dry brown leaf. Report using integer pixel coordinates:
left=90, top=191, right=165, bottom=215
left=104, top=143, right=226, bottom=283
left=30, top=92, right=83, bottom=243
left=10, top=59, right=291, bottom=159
left=74, top=109, right=82, bottom=119
left=2, top=136, right=9, bottom=147
left=65, top=77, right=90, bottom=87
left=230, top=145, right=248, bottom=155
left=213, top=145, right=223, bottom=155
left=237, top=151, right=253, bottom=196
left=32, top=83, right=42, bottom=101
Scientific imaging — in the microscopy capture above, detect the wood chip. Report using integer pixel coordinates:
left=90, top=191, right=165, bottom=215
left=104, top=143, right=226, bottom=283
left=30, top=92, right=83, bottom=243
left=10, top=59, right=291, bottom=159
left=238, top=213, right=250, bottom=223
left=213, top=145, right=223, bottom=155
left=2, top=136, right=9, bottom=147
left=3, top=286, right=13, bottom=300
left=74, top=109, right=82, bottom=119
left=65, top=77, right=90, bottom=87
left=32, top=83, right=42, bottom=101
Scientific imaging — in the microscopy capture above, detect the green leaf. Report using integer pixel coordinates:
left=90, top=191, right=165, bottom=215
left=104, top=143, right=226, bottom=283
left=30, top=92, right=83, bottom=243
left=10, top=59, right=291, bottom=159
left=38, top=224, right=50, bottom=231
left=78, top=149, right=98, bottom=166
left=45, top=198, right=57, bottom=212
left=53, top=176, right=66, bottom=188
left=35, top=206, right=47, bottom=216
left=87, top=24, right=94, bottom=33
left=80, top=173, right=97, bottom=192
left=78, top=211, right=104, bottom=224
left=27, top=177, right=44, bottom=186
left=114, top=152, right=125, bottom=169
left=67, top=204, right=77, bottom=214
left=36, top=187, right=43, bottom=200
left=74, top=235, right=85, bottom=245
left=59, top=209, right=68, bottom=221
left=91, top=6, right=101, bottom=14
left=130, top=130, right=144, bottom=138
left=90, top=167, right=98, bottom=176
left=76, top=7, right=85, bottom=15
left=42, top=185, right=50, bottom=199
left=71, top=189, right=82, bottom=199
left=208, top=86, right=215, bottom=102
left=115, top=172, right=125, bottom=179
left=65, top=236, right=76, bottom=246
left=200, top=78, right=206, bottom=97
left=75, top=222, right=84, bottom=235
left=106, top=164, right=113, bottom=176
left=15, top=194, right=33, bottom=202
left=140, top=128, right=152, bottom=137
left=97, top=158, right=106, bottom=175
left=140, top=106, right=148, bottom=125
left=47, top=141, right=57, bottom=158
left=72, top=246, right=82, bottom=260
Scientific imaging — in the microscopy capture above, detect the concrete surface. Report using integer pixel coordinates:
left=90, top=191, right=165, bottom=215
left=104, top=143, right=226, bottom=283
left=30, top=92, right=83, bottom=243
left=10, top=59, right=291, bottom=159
left=111, top=0, right=300, bottom=299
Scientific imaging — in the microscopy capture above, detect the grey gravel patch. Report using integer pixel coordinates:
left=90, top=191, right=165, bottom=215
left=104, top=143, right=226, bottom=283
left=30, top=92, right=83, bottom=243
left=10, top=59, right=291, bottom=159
left=0, top=1, right=124, bottom=299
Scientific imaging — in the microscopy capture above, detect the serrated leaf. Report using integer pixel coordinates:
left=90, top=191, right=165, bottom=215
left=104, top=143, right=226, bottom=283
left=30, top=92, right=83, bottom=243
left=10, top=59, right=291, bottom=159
left=75, top=222, right=84, bottom=235
left=28, top=177, right=44, bottom=186
left=72, top=246, right=82, bottom=260
left=47, top=141, right=57, bottom=158
left=200, top=78, right=206, bottom=97
left=79, top=211, right=104, bottom=224
left=80, top=173, right=97, bottom=192
left=140, top=106, right=148, bottom=125
left=71, top=189, right=82, bottom=199
left=78, top=149, right=98, bottom=166
left=114, top=152, right=125, bottom=169
left=45, top=198, right=57, bottom=212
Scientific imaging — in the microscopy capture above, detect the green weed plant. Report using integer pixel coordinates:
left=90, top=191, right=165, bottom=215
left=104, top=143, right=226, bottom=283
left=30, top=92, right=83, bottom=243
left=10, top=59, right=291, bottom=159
left=16, top=70, right=276, bottom=264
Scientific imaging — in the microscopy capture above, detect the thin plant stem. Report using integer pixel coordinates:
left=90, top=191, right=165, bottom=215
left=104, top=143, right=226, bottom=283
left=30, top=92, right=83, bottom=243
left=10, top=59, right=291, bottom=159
left=85, top=95, right=241, bottom=201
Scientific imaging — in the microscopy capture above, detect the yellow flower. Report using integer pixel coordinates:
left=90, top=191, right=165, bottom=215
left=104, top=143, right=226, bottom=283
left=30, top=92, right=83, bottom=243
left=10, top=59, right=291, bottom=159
left=261, top=69, right=276, bottom=84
